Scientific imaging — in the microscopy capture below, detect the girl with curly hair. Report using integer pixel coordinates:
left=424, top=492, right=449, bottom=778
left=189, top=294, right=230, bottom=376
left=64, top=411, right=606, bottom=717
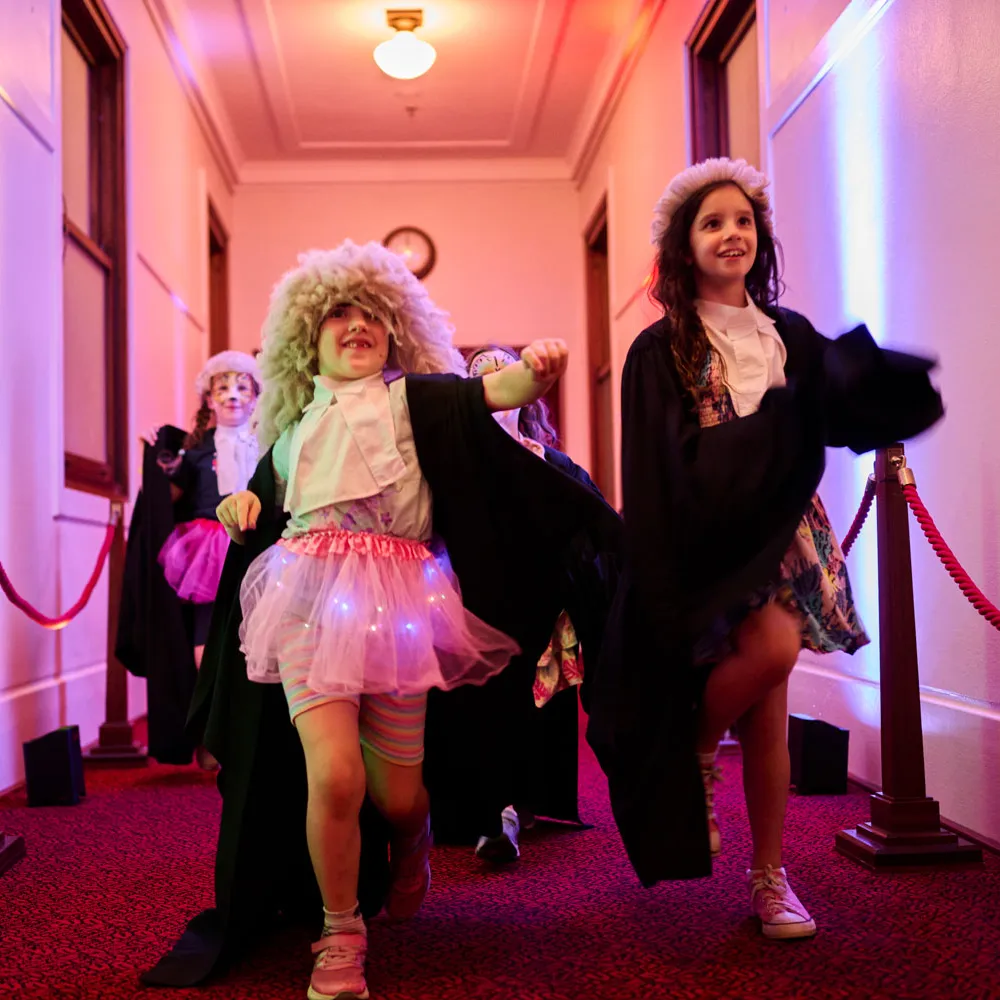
left=588, top=158, right=944, bottom=941
left=216, top=241, right=573, bottom=1000
left=157, top=351, right=261, bottom=662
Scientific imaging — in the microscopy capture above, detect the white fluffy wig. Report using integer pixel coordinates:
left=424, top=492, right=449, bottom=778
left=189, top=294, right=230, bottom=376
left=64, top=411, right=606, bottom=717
left=255, top=240, right=467, bottom=450
left=650, top=157, right=773, bottom=246
left=194, top=350, right=261, bottom=398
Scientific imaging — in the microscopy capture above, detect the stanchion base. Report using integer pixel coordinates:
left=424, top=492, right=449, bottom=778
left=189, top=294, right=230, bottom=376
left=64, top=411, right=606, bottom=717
left=84, top=744, right=148, bottom=768
left=83, top=721, right=149, bottom=768
left=836, top=824, right=983, bottom=870
left=0, top=832, right=26, bottom=876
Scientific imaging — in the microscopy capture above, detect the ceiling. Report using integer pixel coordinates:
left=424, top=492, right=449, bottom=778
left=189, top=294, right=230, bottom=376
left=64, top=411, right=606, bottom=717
left=163, top=0, right=661, bottom=181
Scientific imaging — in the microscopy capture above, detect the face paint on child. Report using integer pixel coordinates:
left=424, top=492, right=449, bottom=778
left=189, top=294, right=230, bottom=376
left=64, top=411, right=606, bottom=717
left=208, top=372, right=259, bottom=428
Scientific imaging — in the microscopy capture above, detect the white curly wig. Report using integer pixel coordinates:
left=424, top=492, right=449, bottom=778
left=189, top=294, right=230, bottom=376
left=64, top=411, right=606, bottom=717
left=650, top=157, right=773, bottom=245
left=194, top=350, right=261, bottom=398
left=255, top=240, right=467, bottom=450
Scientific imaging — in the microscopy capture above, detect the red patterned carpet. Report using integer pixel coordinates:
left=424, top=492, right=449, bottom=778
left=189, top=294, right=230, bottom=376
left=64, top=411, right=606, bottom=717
left=1, top=720, right=999, bottom=1000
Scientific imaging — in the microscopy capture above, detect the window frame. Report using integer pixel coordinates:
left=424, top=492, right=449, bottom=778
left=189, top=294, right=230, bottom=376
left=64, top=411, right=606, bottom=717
left=61, top=0, right=128, bottom=498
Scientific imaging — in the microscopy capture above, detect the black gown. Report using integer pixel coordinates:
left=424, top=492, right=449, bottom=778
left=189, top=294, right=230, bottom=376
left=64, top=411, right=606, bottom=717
left=424, top=443, right=616, bottom=843
left=586, top=309, right=944, bottom=887
left=116, top=426, right=198, bottom=765
left=143, top=373, right=622, bottom=986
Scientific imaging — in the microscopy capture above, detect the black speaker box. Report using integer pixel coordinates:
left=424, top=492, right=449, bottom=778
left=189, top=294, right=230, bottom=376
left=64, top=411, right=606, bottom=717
left=23, top=725, right=86, bottom=807
left=788, top=714, right=848, bottom=795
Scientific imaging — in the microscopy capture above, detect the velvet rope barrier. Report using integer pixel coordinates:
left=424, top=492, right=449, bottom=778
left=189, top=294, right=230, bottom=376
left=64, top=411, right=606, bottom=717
left=841, top=474, right=876, bottom=557
left=900, top=481, right=1000, bottom=630
left=0, top=514, right=117, bottom=630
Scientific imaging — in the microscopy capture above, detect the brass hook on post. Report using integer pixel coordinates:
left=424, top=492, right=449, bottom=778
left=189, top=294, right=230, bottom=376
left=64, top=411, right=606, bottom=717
left=890, top=453, right=916, bottom=488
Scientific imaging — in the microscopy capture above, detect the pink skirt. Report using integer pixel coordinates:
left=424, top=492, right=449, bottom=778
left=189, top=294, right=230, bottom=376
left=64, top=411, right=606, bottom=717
left=239, top=528, right=521, bottom=696
left=158, top=518, right=229, bottom=604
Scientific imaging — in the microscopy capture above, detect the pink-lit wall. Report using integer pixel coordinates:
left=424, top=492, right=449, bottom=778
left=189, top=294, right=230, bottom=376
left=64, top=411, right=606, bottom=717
left=0, top=0, right=231, bottom=791
left=765, top=0, right=1000, bottom=843
left=577, top=0, right=999, bottom=842
left=230, top=179, right=590, bottom=462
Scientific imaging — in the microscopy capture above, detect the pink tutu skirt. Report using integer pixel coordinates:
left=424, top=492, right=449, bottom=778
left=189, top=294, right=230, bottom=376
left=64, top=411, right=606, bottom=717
left=239, top=528, right=521, bottom=696
left=158, top=518, right=229, bottom=604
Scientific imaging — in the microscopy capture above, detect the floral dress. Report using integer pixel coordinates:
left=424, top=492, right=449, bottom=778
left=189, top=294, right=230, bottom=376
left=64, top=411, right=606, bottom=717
left=692, top=348, right=869, bottom=664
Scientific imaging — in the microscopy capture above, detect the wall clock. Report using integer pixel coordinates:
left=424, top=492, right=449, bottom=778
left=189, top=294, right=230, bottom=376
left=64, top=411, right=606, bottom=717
left=383, top=226, right=436, bottom=280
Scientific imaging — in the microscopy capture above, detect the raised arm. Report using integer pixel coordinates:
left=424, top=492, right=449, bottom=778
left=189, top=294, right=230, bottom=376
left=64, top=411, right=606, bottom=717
left=482, top=339, right=568, bottom=413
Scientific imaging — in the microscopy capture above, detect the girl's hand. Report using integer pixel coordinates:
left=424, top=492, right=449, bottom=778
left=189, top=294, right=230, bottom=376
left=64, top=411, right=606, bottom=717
left=483, top=339, right=569, bottom=413
left=216, top=490, right=261, bottom=545
left=139, top=425, right=161, bottom=448
left=521, top=339, right=568, bottom=388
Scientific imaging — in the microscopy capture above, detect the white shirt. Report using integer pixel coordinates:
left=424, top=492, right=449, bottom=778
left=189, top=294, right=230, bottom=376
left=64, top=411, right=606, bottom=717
left=273, top=374, right=432, bottom=542
left=214, top=423, right=259, bottom=497
left=696, top=293, right=787, bottom=416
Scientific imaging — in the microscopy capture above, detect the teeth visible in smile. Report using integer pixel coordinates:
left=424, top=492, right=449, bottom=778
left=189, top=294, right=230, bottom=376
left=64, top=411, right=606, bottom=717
left=720, top=250, right=744, bottom=257
left=344, top=340, right=372, bottom=348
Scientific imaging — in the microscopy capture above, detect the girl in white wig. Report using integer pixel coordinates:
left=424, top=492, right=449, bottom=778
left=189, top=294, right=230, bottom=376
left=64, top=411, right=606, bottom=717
left=158, top=350, right=261, bottom=662
left=588, top=159, right=943, bottom=942
left=216, top=239, right=571, bottom=1000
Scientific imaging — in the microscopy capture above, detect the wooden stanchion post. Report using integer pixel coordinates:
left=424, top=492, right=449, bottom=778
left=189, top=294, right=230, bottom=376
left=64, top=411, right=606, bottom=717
left=85, top=500, right=147, bottom=768
left=836, top=445, right=981, bottom=868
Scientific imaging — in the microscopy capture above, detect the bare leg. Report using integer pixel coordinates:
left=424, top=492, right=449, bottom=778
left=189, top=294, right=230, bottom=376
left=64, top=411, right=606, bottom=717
left=364, top=750, right=430, bottom=836
left=738, top=679, right=790, bottom=869
left=194, top=644, right=204, bottom=668
left=696, top=601, right=802, bottom=754
left=295, top=701, right=367, bottom=912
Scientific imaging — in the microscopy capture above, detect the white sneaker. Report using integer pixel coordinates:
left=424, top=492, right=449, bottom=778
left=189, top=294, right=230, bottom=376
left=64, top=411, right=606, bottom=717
left=475, top=805, right=520, bottom=863
left=747, top=865, right=817, bottom=939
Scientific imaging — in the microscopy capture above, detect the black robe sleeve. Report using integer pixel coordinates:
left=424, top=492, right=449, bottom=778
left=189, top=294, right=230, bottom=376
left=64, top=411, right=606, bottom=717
left=403, top=375, right=623, bottom=842
left=587, top=310, right=943, bottom=888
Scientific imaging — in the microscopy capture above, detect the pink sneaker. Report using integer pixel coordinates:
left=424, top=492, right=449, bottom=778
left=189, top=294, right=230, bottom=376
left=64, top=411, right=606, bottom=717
left=747, top=865, right=817, bottom=940
left=308, top=930, right=369, bottom=1000
left=701, top=764, right=722, bottom=857
left=385, top=813, right=432, bottom=921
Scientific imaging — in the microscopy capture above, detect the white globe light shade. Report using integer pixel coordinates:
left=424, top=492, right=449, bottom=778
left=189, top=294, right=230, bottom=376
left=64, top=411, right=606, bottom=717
left=373, top=30, right=437, bottom=80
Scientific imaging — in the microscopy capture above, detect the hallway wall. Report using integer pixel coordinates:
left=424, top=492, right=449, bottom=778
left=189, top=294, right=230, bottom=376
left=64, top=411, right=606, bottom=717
left=576, top=0, right=1000, bottom=843
left=0, top=0, right=232, bottom=791
left=766, top=0, right=1000, bottom=843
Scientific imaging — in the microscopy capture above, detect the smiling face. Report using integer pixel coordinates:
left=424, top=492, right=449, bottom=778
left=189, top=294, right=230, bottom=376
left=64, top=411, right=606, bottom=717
left=316, top=302, right=391, bottom=380
left=688, top=182, right=758, bottom=303
left=206, top=371, right=258, bottom=428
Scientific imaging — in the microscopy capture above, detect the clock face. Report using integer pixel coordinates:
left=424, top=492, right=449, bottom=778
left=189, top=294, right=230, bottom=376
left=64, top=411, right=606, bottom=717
left=384, top=226, right=436, bottom=280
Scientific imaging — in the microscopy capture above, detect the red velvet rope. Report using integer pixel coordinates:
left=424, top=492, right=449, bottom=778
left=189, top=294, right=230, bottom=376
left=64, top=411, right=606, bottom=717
left=902, top=484, right=1000, bottom=630
left=0, top=522, right=117, bottom=631
left=841, top=474, right=876, bottom=557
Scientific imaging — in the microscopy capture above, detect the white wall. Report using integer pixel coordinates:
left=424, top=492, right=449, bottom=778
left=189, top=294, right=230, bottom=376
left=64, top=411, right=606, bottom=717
left=0, top=0, right=232, bottom=791
left=231, top=178, right=590, bottom=463
left=575, top=0, right=1000, bottom=842
left=765, top=0, right=1000, bottom=842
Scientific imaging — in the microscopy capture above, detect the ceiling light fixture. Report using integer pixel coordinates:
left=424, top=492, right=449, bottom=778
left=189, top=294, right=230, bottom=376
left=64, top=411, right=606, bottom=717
left=373, top=9, right=437, bottom=81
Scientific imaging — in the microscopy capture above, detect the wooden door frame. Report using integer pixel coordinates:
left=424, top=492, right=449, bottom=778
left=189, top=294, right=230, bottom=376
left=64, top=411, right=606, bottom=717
left=208, top=200, right=230, bottom=356
left=687, top=0, right=755, bottom=162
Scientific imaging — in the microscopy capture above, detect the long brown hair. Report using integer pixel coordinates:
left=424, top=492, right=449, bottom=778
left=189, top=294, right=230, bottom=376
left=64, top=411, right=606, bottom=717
left=650, top=180, right=783, bottom=395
